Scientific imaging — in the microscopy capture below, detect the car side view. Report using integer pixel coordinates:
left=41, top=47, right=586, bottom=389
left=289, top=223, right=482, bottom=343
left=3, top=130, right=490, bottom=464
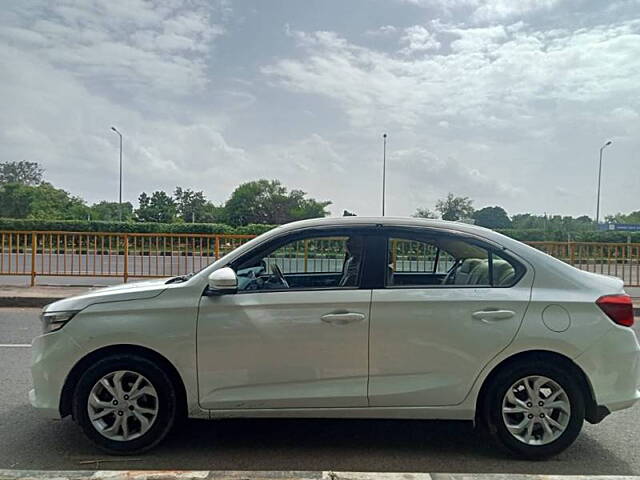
left=30, top=217, right=640, bottom=457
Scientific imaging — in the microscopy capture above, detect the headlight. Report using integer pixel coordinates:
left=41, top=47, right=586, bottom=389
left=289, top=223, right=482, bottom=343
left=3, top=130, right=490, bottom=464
left=41, top=311, right=78, bottom=334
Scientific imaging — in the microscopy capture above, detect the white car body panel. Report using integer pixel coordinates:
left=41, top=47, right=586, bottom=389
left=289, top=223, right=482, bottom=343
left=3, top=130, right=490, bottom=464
left=33, top=282, right=209, bottom=419
left=197, top=289, right=371, bottom=409
left=369, top=276, right=533, bottom=407
left=29, top=216, right=640, bottom=426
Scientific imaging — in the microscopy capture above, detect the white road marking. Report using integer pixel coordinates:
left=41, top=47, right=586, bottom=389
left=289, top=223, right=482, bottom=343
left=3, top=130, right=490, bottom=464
left=0, top=344, right=31, bottom=348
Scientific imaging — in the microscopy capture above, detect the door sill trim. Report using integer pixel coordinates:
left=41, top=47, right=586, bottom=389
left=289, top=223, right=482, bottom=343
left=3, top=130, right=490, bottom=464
left=206, top=405, right=474, bottom=420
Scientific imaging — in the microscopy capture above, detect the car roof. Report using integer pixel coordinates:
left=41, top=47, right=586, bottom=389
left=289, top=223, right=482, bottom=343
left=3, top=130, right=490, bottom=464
left=275, top=216, right=494, bottom=237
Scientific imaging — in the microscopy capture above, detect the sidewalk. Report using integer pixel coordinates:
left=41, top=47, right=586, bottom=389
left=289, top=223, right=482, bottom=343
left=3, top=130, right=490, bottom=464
left=0, top=284, right=639, bottom=315
left=0, top=285, right=91, bottom=308
left=0, top=471, right=638, bottom=480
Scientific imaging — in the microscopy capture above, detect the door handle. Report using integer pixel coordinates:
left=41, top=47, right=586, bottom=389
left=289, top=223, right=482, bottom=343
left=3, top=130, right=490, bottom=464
left=321, top=312, right=365, bottom=325
left=472, top=309, right=515, bottom=322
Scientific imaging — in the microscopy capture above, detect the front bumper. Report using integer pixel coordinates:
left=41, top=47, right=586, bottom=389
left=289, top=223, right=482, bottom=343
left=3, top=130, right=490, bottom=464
left=30, top=330, right=83, bottom=419
left=575, top=326, right=640, bottom=413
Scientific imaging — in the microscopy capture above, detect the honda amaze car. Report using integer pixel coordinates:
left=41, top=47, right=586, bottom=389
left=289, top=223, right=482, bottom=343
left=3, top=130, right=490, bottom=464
left=30, top=217, right=639, bottom=457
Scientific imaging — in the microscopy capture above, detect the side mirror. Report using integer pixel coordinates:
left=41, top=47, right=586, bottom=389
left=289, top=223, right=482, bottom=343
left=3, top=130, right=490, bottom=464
left=206, top=267, right=238, bottom=295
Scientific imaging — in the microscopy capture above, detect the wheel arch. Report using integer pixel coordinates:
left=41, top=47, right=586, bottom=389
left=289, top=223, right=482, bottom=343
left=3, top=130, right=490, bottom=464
left=59, top=344, right=188, bottom=420
left=475, top=349, right=605, bottom=426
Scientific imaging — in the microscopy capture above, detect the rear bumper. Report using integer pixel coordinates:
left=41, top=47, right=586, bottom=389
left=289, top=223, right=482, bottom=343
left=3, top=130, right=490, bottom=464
left=574, top=326, right=640, bottom=414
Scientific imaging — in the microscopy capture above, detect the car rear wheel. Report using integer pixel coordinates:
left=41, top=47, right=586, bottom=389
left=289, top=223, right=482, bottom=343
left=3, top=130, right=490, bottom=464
left=72, top=353, right=177, bottom=454
left=483, top=360, right=585, bottom=458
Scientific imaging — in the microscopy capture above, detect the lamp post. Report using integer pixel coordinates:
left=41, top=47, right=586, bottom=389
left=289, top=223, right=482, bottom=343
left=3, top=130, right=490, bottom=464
left=382, top=133, right=387, bottom=216
left=595, top=140, right=612, bottom=225
left=110, top=126, right=123, bottom=221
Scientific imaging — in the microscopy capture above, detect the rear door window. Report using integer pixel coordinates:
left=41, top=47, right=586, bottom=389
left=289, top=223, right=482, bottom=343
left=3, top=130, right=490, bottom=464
left=387, top=233, right=522, bottom=288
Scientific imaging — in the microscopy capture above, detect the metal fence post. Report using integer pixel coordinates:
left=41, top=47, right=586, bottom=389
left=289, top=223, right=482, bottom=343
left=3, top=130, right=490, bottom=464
left=123, top=233, right=129, bottom=283
left=627, top=235, right=632, bottom=285
left=568, top=234, right=575, bottom=266
left=30, top=232, right=37, bottom=287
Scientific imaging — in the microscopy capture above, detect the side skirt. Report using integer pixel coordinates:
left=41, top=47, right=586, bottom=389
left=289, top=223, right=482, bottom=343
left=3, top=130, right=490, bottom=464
left=205, top=406, right=475, bottom=420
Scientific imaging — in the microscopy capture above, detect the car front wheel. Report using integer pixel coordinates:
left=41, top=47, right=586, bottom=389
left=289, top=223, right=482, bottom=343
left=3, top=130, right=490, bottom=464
left=72, top=353, right=177, bottom=454
left=484, top=360, right=585, bottom=458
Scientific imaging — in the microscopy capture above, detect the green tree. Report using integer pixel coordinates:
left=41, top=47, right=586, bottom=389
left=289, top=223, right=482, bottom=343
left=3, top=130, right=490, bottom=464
left=200, top=202, right=225, bottom=223
left=224, top=179, right=331, bottom=226
left=0, top=161, right=44, bottom=186
left=135, top=191, right=177, bottom=223
left=174, top=187, right=210, bottom=223
left=288, top=189, right=331, bottom=222
left=0, top=182, right=88, bottom=219
left=511, top=213, right=540, bottom=229
left=89, top=201, right=134, bottom=221
left=606, top=211, right=640, bottom=224
left=413, top=207, right=437, bottom=219
left=472, top=206, right=512, bottom=229
left=435, top=193, right=474, bottom=221
left=511, top=213, right=594, bottom=232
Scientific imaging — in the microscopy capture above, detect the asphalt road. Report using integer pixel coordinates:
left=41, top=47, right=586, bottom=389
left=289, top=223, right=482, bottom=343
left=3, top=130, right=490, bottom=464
left=1, top=308, right=639, bottom=474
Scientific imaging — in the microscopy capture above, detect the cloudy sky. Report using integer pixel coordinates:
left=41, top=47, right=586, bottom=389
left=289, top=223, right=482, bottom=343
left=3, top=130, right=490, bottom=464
left=1, top=0, right=639, bottom=218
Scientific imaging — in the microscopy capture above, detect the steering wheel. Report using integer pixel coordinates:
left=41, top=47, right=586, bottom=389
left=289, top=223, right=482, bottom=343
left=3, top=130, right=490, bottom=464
left=270, top=264, right=290, bottom=288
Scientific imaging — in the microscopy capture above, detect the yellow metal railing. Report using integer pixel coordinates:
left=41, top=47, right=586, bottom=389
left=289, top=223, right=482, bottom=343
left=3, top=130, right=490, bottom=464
left=1, top=231, right=639, bottom=287
left=0, top=231, right=254, bottom=285
left=527, top=241, right=640, bottom=286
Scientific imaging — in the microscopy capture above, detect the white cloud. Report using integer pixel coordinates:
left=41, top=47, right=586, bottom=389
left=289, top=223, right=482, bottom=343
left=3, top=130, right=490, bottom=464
left=399, top=0, right=565, bottom=23
left=472, top=0, right=563, bottom=22
left=365, top=25, right=398, bottom=36
left=0, top=40, right=247, bottom=204
left=0, top=0, right=226, bottom=97
left=263, top=19, right=640, bottom=216
left=399, top=25, right=441, bottom=54
left=389, top=148, right=522, bottom=211
left=0, top=1, right=244, bottom=206
left=263, top=21, right=640, bottom=132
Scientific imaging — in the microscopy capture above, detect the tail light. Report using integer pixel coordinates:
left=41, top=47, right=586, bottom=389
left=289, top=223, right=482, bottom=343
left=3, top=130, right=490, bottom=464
left=596, top=294, right=634, bottom=327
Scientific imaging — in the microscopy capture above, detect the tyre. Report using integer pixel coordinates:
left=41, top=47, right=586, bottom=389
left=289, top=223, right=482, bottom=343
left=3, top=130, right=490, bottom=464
left=483, top=359, right=585, bottom=459
left=72, top=353, right=177, bottom=454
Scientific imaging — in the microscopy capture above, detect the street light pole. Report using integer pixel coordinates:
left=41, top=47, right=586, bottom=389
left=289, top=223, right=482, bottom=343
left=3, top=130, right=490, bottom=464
left=111, top=126, right=123, bottom=221
left=595, top=140, right=612, bottom=225
left=382, top=133, right=387, bottom=216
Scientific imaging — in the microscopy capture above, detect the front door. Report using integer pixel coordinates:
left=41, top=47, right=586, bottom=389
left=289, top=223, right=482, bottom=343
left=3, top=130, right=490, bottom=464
left=197, top=230, right=372, bottom=410
left=368, top=230, right=533, bottom=407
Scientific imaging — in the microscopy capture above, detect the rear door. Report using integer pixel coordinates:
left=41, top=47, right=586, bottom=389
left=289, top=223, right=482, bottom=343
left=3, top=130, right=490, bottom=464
left=368, top=229, right=534, bottom=407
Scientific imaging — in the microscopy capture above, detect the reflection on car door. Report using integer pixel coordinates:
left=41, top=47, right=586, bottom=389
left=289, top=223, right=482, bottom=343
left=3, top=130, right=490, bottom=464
left=368, top=232, right=534, bottom=407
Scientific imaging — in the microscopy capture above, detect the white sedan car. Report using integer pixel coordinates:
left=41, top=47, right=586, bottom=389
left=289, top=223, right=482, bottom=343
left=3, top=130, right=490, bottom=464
left=30, top=217, right=639, bottom=458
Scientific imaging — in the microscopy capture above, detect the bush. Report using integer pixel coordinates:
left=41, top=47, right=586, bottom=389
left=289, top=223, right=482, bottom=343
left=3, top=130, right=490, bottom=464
left=234, top=224, right=278, bottom=235
left=0, top=218, right=277, bottom=236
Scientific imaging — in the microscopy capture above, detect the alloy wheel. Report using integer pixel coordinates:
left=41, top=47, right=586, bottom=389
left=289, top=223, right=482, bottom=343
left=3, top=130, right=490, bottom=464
left=87, top=370, right=159, bottom=441
left=501, top=375, right=571, bottom=445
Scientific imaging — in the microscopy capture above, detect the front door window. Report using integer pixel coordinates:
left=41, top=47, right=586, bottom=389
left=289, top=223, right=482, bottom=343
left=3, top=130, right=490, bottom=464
left=235, top=234, right=365, bottom=291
